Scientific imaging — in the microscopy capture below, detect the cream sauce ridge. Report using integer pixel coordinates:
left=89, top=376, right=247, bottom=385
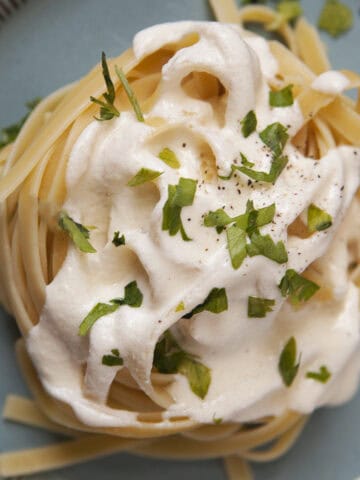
left=27, top=21, right=360, bottom=427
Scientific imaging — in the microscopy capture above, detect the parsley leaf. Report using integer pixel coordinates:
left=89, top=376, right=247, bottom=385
left=279, top=269, right=320, bottom=304
left=58, top=211, right=96, bottom=253
left=90, top=52, right=120, bottom=121
left=178, top=357, right=211, bottom=400
left=239, top=155, right=288, bottom=184
left=175, top=301, right=185, bottom=312
left=268, top=1, right=302, bottom=30
left=102, top=349, right=124, bottom=366
left=318, top=0, right=353, bottom=37
left=248, top=296, right=275, bottom=318
left=269, top=85, right=294, bottom=107
left=115, top=65, right=144, bottom=122
left=213, top=417, right=223, bottom=425
left=227, top=224, right=247, bottom=269
left=306, top=365, right=331, bottom=383
left=153, top=331, right=211, bottom=399
left=79, top=302, right=118, bottom=336
left=0, top=98, right=41, bottom=149
left=127, top=168, right=163, bottom=186
left=240, top=153, right=254, bottom=168
left=240, top=110, right=257, bottom=138
left=162, top=178, right=197, bottom=240
left=183, top=288, right=228, bottom=319
left=279, top=336, right=300, bottom=387
left=112, top=231, right=125, bottom=246
left=247, top=231, right=288, bottom=264
left=307, top=203, right=332, bottom=232
left=111, top=281, right=143, bottom=307
left=204, top=209, right=233, bottom=228
left=158, top=148, right=181, bottom=169
left=79, top=281, right=143, bottom=336
left=260, top=122, right=289, bottom=156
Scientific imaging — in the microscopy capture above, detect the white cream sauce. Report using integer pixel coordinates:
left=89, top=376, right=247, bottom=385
left=27, top=22, right=360, bottom=427
left=311, top=70, right=349, bottom=95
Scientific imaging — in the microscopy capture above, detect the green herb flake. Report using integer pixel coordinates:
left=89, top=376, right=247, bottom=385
left=112, top=231, right=125, bottom=247
left=306, top=365, right=331, bottom=384
left=79, top=281, right=143, bottom=336
left=90, top=52, right=120, bottom=121
left=127, top=167, right=163, bottom=186
left=269, top=85, right=294, bottom=107
left=175, top=301, right=185, bottom=312
left=259, top=122, right=289, bottom=157
left=111, top=281, right=143, bottom=307
left=162, top=178, right=197, bottom=240
left=279, top=336, right=300, bottom=387
left=246, top=231, right=288, bottom=264
left=227, top=224, right=247, bottom=269
left=79, top=302, right=118, bottom=336
left=153, top=331, right=211, bottom=399
left=0, top=98, right=42, bottom=149
left=58, top=211, right=96, bottom=253
left=213, top=416, right=223, bottom=425
left=318, top=0, right=353, bottom=37
left=240, top=153, right=254, bottom=168
left=279, top=269, right=320, bottom=304
left=115, top=65, right=144, bottom=122
left=158, top=148, right=181, bottom=169
left=267, top=1, right=302, bottom=30
left=178, top=357, right=211, bottom=400
left=239, top=154, right=288, bottom=184
left=182, top=288, right=228, bottom=319
left=240, top=110, right=257, bottom=138
left=204, top=209, right=233, bottom=228
left=102, top=348, right=124, bottom=366
left=248, top=296, right=275, bottom=318
left=307, top=203, right=332, bottom=232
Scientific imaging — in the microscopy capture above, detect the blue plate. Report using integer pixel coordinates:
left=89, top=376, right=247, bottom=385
left=0, top=1, right=359, bottom=479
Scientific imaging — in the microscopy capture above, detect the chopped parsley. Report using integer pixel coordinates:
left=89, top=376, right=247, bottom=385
left=175, top=301, right=185, bottom=312
left=279, top=336, right=300, bottom=387
left=204, top=201, right=280, bottom=268
left=58, top=211, right=96, bottom=253
left=213, top=417, right=223, bottom=425
left=79, top=302, right=119, bottom=336
left=248, top=296, right=275, bottom=318
left=238, top=155, right=288, bottom=184
left=112, top=231, right=125, bottom=246
left=307, top=203, right=332, bottom=232
left=114, top=65, right=144, bottom=122
left=153, top=330, right=211, bottom=399
left=246, top=231, right=288, bottom=264
left=268, top=1, right=302, bottom=30
left=279, top=269, right=320, bottom=304
left=318, top=0, right=353, bottom=37
left=79, top=281, right=143, bottom=336
left=259, top=122, right=289, bottom=157
left=240, top=110, right=257, bottom=138
left=240, top=153, right=254, bottom=168
left=162, top=177, right=197, bottom=241
left=183, top=288, right=228, bottom=319
left=0, top=98, right=41, bottom=149
left=158, top=148, right=181, bottom=169
left=90, top=52, right=120, bottom=121
left=306, top=365, right=331, bottom=383
left=102, top=349, right=124, bottom=366
left=127, top=167, right=163, bottom=186
left=111, top=281, right=143, bottom=307
left=226, top=224, right=247, bottom=269
left=269, top=85, right=294, bottom=107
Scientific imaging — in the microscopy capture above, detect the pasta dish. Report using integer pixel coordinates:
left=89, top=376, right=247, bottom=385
left=0, top=0, right=359, bottom=478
